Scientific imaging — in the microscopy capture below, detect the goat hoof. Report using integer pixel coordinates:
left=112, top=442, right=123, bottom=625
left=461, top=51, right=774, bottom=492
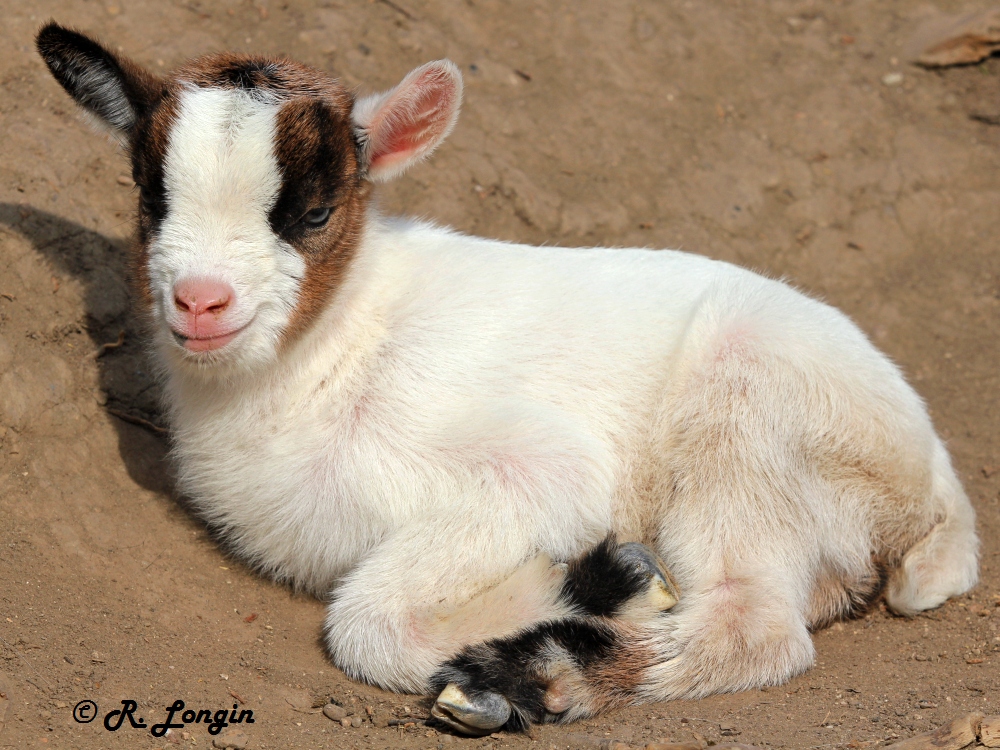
left=618, top=542, right=680, bottom=611
left=431, top=683, right=511, bottom=735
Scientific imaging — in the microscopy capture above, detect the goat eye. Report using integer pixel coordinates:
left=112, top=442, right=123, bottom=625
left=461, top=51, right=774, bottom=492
left=138, top=185, right=156, bottom=212
left=301, top=207, right=331, bottom=228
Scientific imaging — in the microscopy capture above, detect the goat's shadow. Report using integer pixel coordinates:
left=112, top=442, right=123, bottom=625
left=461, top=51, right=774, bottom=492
left=0, top=202, right=174, bottom=499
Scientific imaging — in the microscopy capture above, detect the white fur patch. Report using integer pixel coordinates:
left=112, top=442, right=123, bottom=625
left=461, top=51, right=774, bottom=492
left=148, top=86, right=305, bottom=372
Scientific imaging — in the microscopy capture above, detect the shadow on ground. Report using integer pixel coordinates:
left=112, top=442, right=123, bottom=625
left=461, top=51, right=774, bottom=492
left=0, top=201, right=174, bottom=497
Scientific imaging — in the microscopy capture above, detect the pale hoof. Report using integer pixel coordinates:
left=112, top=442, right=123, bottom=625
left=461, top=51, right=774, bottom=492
left=430, top=682, right=511, bottom=736
left=619, top=542, right=680, bottom=611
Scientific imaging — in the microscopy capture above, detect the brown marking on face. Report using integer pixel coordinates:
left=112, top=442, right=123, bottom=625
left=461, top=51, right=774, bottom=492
left=174, top=54, right=351, bottom=105
left=122, top=53, right=370, bottom=346
left=269, top=96, right=372, bottom=345
left=128, top=85, right=180, bottom=320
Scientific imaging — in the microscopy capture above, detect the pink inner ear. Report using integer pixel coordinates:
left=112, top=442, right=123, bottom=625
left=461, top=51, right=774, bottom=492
left=369, top=71, right=456, bottom=172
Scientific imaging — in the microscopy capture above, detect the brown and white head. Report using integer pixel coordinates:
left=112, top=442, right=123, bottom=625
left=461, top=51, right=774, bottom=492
left=36, top=22, right=462, bottom=374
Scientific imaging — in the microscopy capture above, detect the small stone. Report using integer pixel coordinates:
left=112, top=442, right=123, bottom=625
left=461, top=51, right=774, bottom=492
left=281, top=689, right=310, bottom=710
left=887, top=713, right=982, bottom=750
left=882, top=72, right=904, bottom=87
left=322, top=704, right=347, bottom=722
left=340, top=717, right=351, bottom=728
left=212, top=729, right=249, bottom=749
left=917, top=700, right=938, bottom=709
left=913, top=8, right=1000, bottom=67
left=720, top=725, right=740, bottom=737
left=116, top=174, right=135, bottom=187
left=350, top=715, right=363, bottom=727
left=980, top=715, right=1000, bottom=748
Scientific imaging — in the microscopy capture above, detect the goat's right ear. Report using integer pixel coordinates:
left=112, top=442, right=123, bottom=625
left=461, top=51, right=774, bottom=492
left=36, top=22, right=159, bottom=141
left=352, top=60, right=463, bottom=182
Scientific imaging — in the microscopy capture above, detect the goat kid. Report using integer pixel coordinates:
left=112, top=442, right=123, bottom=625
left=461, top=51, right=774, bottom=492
left=37, top=23, right=978, bottom=736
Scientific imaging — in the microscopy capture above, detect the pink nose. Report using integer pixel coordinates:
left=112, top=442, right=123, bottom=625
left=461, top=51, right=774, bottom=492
left=173, top=278, right=234, bottom=318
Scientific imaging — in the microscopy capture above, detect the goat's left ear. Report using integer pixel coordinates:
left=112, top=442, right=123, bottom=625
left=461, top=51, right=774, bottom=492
left=352, top=60, right=463, bottom=182
left=36, top=21, right=160, bottom=141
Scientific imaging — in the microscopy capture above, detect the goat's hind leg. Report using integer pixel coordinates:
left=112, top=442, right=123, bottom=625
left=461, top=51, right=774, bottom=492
left=885, top=439, right=978, bottom=616
left=430, top=536, right=679, bottom=735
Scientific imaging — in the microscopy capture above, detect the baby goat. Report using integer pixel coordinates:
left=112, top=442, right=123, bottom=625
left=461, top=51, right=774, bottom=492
left=38, top=23, right=978, bottom=735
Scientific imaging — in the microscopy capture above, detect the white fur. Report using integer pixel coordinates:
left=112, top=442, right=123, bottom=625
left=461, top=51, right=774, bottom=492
left=150, top=86, right=305, bottom=373
left=140, top=67, right=977, bottom=698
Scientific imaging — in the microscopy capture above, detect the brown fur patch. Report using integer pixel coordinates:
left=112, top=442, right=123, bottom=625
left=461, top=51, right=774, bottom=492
left=175, top=54, right=352, bottom=107
left=269, top=98, right=372, bottom=344
left=129, top=86, right=180, bottom=316
left=579, top=622, right=652, bottom=711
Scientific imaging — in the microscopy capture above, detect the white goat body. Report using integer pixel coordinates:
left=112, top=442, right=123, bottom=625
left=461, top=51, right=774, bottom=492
left=37, top=24, right=978, bottom=734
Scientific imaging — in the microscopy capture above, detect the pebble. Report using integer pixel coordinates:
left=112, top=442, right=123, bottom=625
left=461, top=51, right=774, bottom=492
left=882, top=72, right=904, bottom=87
left=211, top=729, right=249, bottom=749
left=720, top=724, right=740, bottom=737
left=116, top=174, right=135, bottom=187
left=981, top=715, right=1000, bottom=747
left=322, top=703, right=347, bottom=722
left=351, top=715, right=363, bottom=727
left=340, top=717, right=351, bottom=728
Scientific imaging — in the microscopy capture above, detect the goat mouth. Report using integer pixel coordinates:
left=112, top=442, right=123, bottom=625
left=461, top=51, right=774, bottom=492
left=171, top=321, right=251, bottom=353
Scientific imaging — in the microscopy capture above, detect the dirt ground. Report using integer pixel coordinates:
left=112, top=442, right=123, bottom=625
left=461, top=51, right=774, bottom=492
left=1, top=0, right=998, bottom=749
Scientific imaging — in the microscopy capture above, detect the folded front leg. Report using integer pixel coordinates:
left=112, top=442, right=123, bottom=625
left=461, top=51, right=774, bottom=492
left=323, top=509, right=576, bottom=694
left=429, top=537, right=680, bottom=734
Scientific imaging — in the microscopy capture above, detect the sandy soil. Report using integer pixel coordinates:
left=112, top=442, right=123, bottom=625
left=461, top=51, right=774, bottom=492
left=1, top=1, right=999, bottom=749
